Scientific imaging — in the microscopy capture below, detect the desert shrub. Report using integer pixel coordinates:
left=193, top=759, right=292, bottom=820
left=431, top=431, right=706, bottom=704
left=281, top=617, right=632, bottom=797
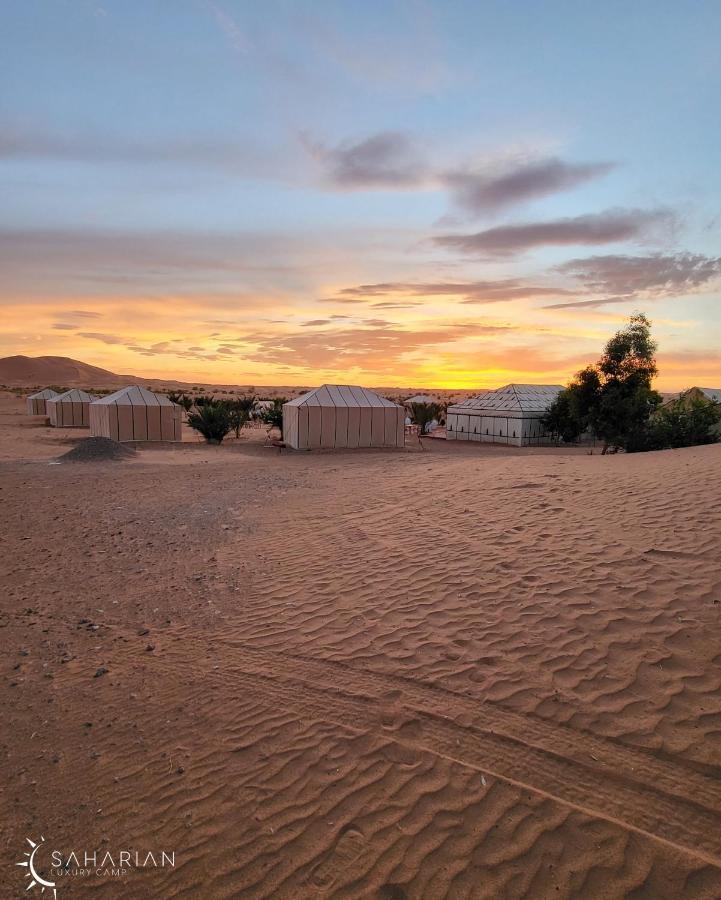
left=636, top=396, right=721, bottom=451
left=259, top=398, right=287, bottom=438
left=187, top=400, right=233, bottom=444
left=227, top=395, right=256, bottom=438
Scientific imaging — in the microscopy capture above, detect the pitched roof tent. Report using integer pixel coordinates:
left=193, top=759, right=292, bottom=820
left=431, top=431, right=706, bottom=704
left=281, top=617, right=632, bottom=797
left=285, top=384, right=399, bottom=408
left=92, top=385, right=178, bottom=406
left=698, top=387, right=721, bottom=402
left=90, top=385, right=182, bottom=442
left=448, top=384, right=563, bottom=413
left=283, top=384, right=405, bottom=449
left=26, top=388, right=59, bottom=415
left=446, top=384, right=563, bottom=446
left=47, top=389, right=97, bottom=427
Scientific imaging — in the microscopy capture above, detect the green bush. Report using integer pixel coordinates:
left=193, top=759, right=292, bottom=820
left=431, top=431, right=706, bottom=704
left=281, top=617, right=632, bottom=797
left=259, top=398, right=287, bottom=438
left=638, top=396, right=721, bottom=451
left=187, top=401, right=233, bottom=444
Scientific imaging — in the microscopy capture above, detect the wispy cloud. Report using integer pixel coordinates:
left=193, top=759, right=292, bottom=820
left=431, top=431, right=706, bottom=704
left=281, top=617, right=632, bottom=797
left=434, top=209, right=672, bottom=257
left=77, top=332, right=125, bottom=345
left=307, top=131, right=613, bottom=214
left=545, top=253, right=721, bottom=309
left=443, top=158, right=615, bottom=214
left=326, top=280, right=571, bottom=304
left=244, top=321, right=515, bottom=373
left=304, top=132, right=427, bottom=189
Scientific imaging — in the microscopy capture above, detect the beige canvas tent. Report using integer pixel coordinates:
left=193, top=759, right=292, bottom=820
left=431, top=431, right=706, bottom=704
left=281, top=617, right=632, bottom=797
left=447, top=384, right=563, bottom=446
left=283, top=385, right=405, bottom=450
left=90, top=386, right=182, bottom=442
left=26, top=388, right=59, bottom=415
left=47, top=389, right=97, bottom=427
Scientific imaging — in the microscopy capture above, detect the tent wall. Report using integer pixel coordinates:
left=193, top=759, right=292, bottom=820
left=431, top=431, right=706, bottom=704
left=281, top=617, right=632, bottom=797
left=447, top=410, right=554, bottom=446
left=27, top=397, right=51, bottom=415
left=48, top=399, right=91, bottom=427
left=90, top=401, right=181, bottom=442
left=283, top=402, right=404, bottom=450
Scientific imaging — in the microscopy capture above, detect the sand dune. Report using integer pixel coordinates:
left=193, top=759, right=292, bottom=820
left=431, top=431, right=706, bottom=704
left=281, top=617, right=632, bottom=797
left=3, top=391, right=721, bottom=898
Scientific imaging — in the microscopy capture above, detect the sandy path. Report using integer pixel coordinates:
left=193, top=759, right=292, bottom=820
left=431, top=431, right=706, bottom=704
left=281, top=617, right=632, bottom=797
left=2, top=395, right=721, bottom=898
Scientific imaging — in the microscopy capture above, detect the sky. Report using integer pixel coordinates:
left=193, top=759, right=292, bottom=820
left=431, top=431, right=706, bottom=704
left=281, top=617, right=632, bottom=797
left=1, top=0, right=720, bottom=389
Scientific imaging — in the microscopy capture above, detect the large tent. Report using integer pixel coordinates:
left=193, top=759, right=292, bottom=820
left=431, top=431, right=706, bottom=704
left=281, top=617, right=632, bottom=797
left=90, top=386, right=182, bottom=442
left=47, top=389, right=97, bottom=427
left=447, top=384, right=563, bottom=446
left=26, top=388, right=59, bottom=415
left=283, top=385, right=405, bottom=450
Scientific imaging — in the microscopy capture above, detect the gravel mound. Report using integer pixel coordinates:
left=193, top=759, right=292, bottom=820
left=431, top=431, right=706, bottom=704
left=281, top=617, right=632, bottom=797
left=58, top=437, right=137, bottom=462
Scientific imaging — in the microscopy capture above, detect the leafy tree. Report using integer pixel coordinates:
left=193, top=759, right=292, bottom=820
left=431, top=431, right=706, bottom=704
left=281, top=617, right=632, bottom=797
left=542, top=313, right=661, bottom=452
left=409, top=401, right=442, bottom=435
left=259, top=398, right=287, bottom=438
left=227, top=395, right=256, bottom=438
left=187, top=400, right=233, bottom=444
left=193, top=394, right=216, bottom=408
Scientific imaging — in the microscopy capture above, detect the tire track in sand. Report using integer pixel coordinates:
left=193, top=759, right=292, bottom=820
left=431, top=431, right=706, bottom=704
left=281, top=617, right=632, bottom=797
left=118, top=632, right=721, bottom=869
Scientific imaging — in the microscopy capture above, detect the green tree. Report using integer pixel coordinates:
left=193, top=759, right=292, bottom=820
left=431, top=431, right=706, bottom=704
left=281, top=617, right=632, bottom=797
left=542, top=313, right=661, bottom=452
left=409, top=401, right=442, bottom=435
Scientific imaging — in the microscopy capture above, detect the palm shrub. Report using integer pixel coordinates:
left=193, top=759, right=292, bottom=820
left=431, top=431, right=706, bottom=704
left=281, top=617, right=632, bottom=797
left=259, top=398, right=287, bottom=438
left=228, top=395, right=256, bottom=438
left=187, top=400, right=233, bottom=444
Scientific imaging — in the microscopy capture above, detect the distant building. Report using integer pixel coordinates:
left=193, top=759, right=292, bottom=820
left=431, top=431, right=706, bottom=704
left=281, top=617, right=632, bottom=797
left=47, top=389, right=97, bottom=427
left=404, top=394, right=437, bottom=406
left=446, top=384, right=563, bottom=447
left=26, top=388, right=59, bottom=416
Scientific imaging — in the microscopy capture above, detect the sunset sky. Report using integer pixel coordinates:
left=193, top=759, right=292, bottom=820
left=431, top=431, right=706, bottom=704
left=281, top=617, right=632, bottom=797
left=1, top=0, right=720, bottom=389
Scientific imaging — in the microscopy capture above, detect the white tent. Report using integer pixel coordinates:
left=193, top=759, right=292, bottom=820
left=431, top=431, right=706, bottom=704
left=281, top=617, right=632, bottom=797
left=698, top=387, right=721, bottom=403
left=405, top=394, right=437, bottom=406
left=26, top=388, right=59, bottom=416
left=283, top=385, right=405, bottom=450
left=47, top=389, right=97, bottom=427
left=90, top=386, right=182, bottom=442
left=447, top=384, right=563, bottom=446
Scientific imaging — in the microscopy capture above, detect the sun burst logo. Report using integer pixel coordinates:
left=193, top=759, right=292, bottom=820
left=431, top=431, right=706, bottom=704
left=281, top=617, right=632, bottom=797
left=16, top=836, right=58, bottom=898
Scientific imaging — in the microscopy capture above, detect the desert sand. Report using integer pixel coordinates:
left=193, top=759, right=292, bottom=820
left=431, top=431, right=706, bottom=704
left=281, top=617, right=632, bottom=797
left=2, top=390, right=721, bottom=898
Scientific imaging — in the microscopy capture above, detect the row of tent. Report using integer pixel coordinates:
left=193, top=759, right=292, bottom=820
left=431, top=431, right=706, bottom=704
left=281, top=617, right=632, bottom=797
left=27, top=386, right=182, bottom=442
left=27, top=382, right=573, bottom=449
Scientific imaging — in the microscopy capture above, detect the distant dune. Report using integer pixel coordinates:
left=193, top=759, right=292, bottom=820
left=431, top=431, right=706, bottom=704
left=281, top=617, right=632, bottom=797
left=0, top=355, right=127, bottom=387
left=0, top=355, right=478, bottom=403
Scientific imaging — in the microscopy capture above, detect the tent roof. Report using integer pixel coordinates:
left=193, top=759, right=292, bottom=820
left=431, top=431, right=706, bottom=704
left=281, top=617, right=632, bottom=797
left=448, top=383, right=563, bottom=414
left=698, top=387, right=721, bottom=402
left=405, top=394, right=437, bottom=405
left=285, top=384, right=402, bottom=409
left=50, top=389, right=96, bottom=402
left=28, top=388, right=59, bottom=400
left=92, top=385, right=178, bottom=407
